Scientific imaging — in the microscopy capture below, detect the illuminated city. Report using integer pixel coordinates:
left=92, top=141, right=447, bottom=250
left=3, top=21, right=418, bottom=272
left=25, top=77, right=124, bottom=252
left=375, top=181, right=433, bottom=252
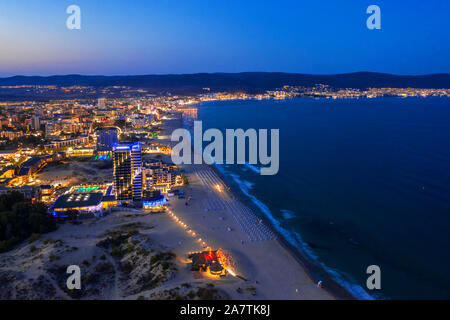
left=0, top=1, right=449, bottom=313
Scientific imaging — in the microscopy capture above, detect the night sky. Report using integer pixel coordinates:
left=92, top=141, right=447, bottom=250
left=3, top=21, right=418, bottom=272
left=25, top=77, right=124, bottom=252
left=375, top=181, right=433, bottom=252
left=0, top=0, right=448, bottom=76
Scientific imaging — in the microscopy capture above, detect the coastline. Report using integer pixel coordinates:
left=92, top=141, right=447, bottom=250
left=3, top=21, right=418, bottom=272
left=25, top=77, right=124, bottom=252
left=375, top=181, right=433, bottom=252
left=164, top=111, right=354, bottom=300
left=210, top=163, right=357, bottom=300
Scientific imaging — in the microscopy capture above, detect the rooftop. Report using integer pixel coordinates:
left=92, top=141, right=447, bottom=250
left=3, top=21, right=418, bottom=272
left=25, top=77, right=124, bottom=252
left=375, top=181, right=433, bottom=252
left=53, top=192, right=103, bottom=209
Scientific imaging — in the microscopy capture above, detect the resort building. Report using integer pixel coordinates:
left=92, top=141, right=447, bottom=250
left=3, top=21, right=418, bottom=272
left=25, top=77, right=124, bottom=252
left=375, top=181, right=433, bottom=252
left=142, top=190, right=166, bottom=211
left=53, top=192, right=104, bottom=217
left=52, top=184, right=116, bottom=217
left=112, top=142, right=143, bottom=204
left=143, top=159, right=183, bottom=194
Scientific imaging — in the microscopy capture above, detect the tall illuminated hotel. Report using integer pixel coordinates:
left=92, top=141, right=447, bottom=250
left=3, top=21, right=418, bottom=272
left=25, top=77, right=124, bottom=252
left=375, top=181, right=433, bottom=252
left=112, top=142, right=143, bottom=205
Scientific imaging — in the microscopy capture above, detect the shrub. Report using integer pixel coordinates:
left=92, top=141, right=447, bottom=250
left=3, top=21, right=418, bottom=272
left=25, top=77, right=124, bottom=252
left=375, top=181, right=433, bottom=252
left=187, top=290, right=196, bottom=299
left=28, top=233, right=41, bottom=243
left=197, top=287, right=218, bottom=300
left=85, top=273, right=93, bottom=284
left=49, top=253, right=60, bottom=262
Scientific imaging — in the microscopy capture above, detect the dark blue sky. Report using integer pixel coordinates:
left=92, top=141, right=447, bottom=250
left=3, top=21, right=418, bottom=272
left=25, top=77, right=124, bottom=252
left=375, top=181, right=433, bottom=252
left=0, top=0, right=448, bottom=76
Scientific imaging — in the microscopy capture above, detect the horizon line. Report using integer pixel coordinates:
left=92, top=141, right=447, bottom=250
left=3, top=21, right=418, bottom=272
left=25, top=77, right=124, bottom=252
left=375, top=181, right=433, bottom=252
left=1, top=71, right=450, bottom=79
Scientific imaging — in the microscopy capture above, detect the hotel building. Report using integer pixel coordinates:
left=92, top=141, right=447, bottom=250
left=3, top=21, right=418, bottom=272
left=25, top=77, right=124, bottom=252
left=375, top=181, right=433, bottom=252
left=112, top=142, right=142, bottom=204
left=143, top=159, right=183, bottom=194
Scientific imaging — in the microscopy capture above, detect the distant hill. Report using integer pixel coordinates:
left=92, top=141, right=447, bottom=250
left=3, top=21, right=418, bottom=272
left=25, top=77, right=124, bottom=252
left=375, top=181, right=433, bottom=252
left=0, top=72, right=449, bottom=94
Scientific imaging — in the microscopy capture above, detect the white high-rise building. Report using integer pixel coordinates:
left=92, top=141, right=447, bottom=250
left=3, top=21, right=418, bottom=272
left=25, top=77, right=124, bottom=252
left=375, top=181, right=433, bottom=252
left=112, top=142, right=142, bottom=203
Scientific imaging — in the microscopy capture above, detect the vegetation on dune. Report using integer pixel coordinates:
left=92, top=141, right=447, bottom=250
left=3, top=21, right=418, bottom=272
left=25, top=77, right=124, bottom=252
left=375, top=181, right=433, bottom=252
left=96, top=228, right=178, bottom=295
left=146, top=284, right=227, bottom=300
left=0, top=192, right=57, bottom=253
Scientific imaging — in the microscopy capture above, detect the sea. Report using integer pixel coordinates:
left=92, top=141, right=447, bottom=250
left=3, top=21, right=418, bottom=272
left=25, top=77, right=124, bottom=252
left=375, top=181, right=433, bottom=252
left=192, top=96, right=450, bottom=300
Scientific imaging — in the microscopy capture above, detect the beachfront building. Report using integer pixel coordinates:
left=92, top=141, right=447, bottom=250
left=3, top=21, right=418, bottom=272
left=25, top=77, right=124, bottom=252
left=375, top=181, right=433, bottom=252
left=142, top=190, right=167, bottom=212
left=143, top=159, right=183, bottom=194
left=52, top=192, right=104, bottom=217
left=112, top=142, right=143, bottom=205
left=142, top=190, right=166, bottom=211
left=52, top=184, right=116, bottom=217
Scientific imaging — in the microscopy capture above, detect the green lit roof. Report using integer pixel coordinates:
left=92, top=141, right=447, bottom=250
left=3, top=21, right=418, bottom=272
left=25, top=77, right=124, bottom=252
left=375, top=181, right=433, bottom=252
left=74, top=186, right=100, bottom=192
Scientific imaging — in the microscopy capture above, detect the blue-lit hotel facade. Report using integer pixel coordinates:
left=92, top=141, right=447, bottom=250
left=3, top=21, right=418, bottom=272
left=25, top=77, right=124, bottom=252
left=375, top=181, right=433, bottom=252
left=112, top=142, right=143, bottom=204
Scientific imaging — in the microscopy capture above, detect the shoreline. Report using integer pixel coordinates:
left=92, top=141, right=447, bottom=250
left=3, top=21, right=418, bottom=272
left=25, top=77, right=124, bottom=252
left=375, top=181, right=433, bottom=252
left=167, top=111, right=356, bottom=300
left=209, top=163, right=357, bottom=300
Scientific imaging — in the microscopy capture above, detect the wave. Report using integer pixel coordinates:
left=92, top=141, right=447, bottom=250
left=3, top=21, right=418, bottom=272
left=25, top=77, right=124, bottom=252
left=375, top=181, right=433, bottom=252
left=242, top=180, right=254, bottom=190
left=280, top=209, right=296, bottom=219
left=244, top=162, right=260, bottom=174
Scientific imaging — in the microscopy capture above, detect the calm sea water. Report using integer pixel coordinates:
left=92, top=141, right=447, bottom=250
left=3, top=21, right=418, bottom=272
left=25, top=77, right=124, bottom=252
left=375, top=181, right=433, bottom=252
left=195, top=97, right=450, bottom=299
